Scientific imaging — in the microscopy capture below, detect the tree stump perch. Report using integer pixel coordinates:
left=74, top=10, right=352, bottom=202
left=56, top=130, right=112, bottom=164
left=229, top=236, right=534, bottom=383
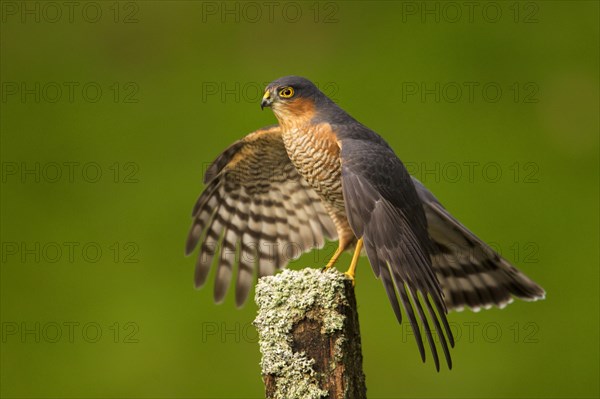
left=254, top=268, right=367, bottom=399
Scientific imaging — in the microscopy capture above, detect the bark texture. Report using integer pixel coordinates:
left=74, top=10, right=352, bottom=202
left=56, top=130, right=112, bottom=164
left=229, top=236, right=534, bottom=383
left=254, top=268, right=366, bottom=399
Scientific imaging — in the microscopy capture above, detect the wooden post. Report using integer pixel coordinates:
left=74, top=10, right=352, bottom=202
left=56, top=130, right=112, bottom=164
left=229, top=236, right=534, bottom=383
left=254, top=268, right=367, bottom=399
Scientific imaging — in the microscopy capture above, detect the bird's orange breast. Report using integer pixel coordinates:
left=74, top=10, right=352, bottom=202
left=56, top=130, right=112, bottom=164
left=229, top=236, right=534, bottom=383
left=282, top=122, right=346, bottom=213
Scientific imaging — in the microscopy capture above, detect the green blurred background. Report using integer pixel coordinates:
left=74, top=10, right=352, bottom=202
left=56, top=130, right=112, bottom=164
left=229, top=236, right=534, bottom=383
left=1, top=1, right=598, bottom=398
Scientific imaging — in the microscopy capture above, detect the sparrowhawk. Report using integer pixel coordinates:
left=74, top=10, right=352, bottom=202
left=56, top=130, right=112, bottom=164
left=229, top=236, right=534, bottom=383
left=186, top=76, right=545, bottom=370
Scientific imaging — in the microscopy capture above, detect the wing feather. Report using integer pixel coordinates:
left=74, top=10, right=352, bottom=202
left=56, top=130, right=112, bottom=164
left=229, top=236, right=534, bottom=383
left=412, top=177, right=545, bottom=311
left=237, top=218, right=258, bottom=306
left=408, top=286, right=439, bottom=371
left=269, top=189, right=291, bottom=269
left=214, top=219, right=236, bottom=303
left=187, top=126, right=338, bottom=306
left=256, top=195, right=279, bottom=278
left=338, top=130, right=453, bottom=370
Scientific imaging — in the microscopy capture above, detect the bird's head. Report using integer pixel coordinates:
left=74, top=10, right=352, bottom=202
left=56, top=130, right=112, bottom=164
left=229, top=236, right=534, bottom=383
left=261, top=76, right=325, bottom=128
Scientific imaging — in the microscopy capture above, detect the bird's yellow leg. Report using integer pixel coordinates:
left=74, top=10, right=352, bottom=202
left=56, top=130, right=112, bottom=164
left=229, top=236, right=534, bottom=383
left=323, top=245, right=344, bottom=270
left=344, top=238, right=363, bottom=284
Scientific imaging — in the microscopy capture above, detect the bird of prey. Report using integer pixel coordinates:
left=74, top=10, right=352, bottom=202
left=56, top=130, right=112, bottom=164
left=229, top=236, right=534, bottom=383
left=186, top=76, right=545, bottom=370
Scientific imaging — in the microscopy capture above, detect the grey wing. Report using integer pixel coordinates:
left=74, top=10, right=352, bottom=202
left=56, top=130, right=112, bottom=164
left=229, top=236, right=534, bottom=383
left=186, top=125, right=337, bottom=306
left=412, top=177, right=545, bottom=312
left=339, top=132, right=454, bottom=371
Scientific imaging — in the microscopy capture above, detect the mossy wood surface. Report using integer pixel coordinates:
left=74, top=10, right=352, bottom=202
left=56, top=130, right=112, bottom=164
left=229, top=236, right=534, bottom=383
left=254, top=269, right=367, bottom=399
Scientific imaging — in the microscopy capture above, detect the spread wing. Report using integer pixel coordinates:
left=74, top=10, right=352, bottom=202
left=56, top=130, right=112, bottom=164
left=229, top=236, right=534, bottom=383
left=412, top=177, right=545, bottom=312
left=186, top=125, right=337, bottom=306
left=338, top=125, right=454, bottom=371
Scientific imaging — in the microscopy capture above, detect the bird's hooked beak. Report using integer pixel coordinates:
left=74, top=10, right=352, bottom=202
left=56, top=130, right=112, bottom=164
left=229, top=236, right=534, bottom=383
left=261, top=90, right=273, bottom=110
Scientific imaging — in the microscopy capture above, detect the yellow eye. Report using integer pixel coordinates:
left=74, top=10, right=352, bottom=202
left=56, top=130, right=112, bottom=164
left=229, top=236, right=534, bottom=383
left=278, top=87, right=294, bottom=98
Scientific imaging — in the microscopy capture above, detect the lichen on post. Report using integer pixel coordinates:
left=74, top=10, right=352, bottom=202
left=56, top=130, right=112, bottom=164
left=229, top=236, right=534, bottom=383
left=254, top=268, right=367, bottom=399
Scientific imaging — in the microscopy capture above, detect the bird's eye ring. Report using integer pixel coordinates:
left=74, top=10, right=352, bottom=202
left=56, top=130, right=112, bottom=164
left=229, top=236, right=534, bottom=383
left=279, top=87, right=294, bottom=98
